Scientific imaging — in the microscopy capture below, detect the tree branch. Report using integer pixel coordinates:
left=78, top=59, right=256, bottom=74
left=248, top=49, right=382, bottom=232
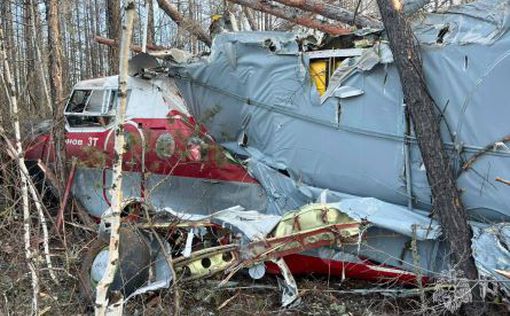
left=227, top=0, right=352, bottom=35
left=272, top=0, right=383, bottom=29
left=156, top=0, right=212, bottom=47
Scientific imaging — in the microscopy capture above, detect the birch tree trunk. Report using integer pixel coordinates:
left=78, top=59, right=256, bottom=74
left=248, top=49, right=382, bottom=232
left=94, top=1, right=136, bottom=315
left=242, top=6, right=259, bottom=30
left=0, top=24, right=39, bottom=315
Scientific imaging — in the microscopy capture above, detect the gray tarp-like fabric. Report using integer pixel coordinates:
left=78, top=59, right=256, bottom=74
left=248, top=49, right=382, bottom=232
left=170, top=0, right=510, bottom=222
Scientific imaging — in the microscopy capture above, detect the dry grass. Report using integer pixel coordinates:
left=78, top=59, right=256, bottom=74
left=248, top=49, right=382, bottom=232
left=0, top=167, right=507, bottom=315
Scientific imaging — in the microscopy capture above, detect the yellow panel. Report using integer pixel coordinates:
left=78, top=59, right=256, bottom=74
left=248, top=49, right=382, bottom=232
left=309, top=60, right=327, bottom=96
left=272, top=204, right=360, bottom=237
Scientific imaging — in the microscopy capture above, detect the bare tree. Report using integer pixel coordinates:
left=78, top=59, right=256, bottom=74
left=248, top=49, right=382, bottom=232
left=227, top=0, right=352, bottom=35
left=107, top=0, right=121, bottom=74
left=0, top=23, right=39, bottom=315
left=29, top=0, right=52, bottom=112
left=45, top=0, right=68, bottom=199
left=157, top=0, right=212, bottom=46
left=147, top=0, right=155, bottom=45
left=243, top=6, right=259, bottom=30
left=272, top=0, right=383, bottom=29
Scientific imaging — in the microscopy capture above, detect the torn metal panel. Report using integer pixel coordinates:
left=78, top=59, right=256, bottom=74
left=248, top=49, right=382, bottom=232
left=321, top=42, right=394, bottom=103
left=246, top=159, right=311, bottom=215
left=170, top=0, right=510, bottom=221
left=472, top=224, right=510, bottom=294
left=333, top=198, right=441, bottom=240
left=273, top=258, right=300, bottom=307
left=413, top=0, right=510, bottom=45
left=158, top=205, right=282, bottom=241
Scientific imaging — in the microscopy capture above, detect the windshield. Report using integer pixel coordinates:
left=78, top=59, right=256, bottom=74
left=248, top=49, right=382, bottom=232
left=65, top=89, right=121, bottom=128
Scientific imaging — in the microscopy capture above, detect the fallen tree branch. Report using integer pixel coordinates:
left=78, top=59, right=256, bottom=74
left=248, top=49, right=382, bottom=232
left=227, top=0, right=352, bottom=35
left=95, top=35, right=169, bottom=52
left=55, top=157, right=77, bottom=231
left=0, top=131, right=59, bottom=285
left=461, top=135, right=510, bottom=173
left=496, top=177, right=510, bottom=186
left=0, top=133, right=63, bottom=286
left=156, top=0, right=212, bottom=47
left=36, top=159, right=96, bottom=229
left=272, top=0, right=383, bottom=29
left=37, top=158, right=63, bottom=196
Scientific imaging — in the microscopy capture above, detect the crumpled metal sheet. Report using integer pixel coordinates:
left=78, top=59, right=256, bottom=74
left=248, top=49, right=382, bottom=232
left=413, top=0, right=510, bottom=46
left=170, top=0, right=510, bottom=221
left=160, top=0, right=510, bottom=289
left=73, top=168, right=266, bottom=217
left=472, top=223, right=510, bottom=293
left=332, top=198, right=441, bottom=240
left=322, top=42, right=394, bottom=103
left=159, top=205, right=282, bottom=241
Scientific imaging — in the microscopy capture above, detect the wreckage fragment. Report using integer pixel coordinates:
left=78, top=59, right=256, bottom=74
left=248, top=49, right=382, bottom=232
left=83, top=202, right=366, bottom=306
left=19, top=0, right=510, bottom=309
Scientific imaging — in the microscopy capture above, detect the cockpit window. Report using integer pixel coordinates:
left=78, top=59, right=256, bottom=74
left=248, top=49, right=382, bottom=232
left=66, top=90, right=91, bottom=113
left=65, top=89, right=124, bottom=129
left=85, top=90, right=105, bottom=113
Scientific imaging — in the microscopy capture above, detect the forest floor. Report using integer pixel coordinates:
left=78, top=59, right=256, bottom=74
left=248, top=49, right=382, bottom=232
left=0, top=203, right=506, bottom=315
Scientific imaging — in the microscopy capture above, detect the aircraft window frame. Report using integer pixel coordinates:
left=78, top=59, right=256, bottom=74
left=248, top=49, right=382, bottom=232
left=64, top=89, right=129, bottom=130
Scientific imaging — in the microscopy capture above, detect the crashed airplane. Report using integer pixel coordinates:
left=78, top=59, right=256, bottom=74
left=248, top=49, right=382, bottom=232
left=24, top=0, right=510, bottom=306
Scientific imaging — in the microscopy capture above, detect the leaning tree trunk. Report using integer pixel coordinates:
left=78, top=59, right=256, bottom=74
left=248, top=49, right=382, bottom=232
left=376, top=0, right=479, bottom=283
left=94, top=1, right=135, bottom=315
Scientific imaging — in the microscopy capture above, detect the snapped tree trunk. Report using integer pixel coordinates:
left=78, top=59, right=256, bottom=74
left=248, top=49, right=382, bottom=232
left=94, top=1, right=135, bottom=315
left=227, top=0, right=352, bottom=35
left=376, top=0, right=479, bottom=282
left=95, top=35, right=169, bottom=52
